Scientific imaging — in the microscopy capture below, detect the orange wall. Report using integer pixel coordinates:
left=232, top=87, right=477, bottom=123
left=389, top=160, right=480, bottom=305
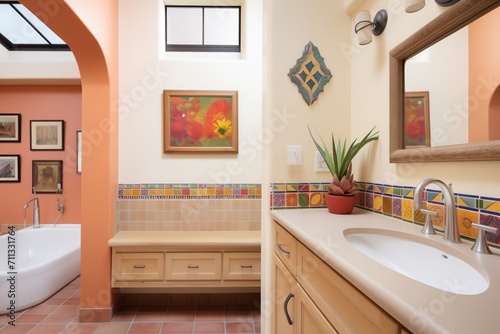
left=468, top=8, right=500, bottom=142
left=20, top=0, right=119, bottom=317
left=0, top=85, right=82, bottom=229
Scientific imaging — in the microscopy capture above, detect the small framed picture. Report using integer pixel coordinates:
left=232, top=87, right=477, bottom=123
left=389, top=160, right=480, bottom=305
left=32, top=160, right=62, bottom=193
left=0, top=155, right=20, bottom=182
left=404, top=91, right=430, bottom=148
left=0, top=114, right=21, bottom=142
left=30, top=120, right=64, bottom=151
left=76, top=131, right=82, bottom=174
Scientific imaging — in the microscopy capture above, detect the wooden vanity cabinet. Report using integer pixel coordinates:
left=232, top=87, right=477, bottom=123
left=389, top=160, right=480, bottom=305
left=273, top=221, right=408, bottom=334
left=109, top=231, right=261, bottom=290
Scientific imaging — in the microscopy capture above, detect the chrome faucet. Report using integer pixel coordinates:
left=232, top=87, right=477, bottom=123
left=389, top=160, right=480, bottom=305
left=24, top=187, right=40, bottom=229
left=413, top=178, right=461, bottom=243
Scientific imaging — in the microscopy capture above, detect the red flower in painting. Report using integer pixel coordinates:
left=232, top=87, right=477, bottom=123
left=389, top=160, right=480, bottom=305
left=405, top=118, right=425, bottom=139
left=170, top=116, right=188, bottom=142
left=203, top=99, right=232, bottom=138
left=186, top=120, right=203, bottom=141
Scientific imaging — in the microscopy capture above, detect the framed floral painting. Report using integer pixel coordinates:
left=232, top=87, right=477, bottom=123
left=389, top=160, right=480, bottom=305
left=404, top=91, right=430, bottom=148
left=163, top=90, right=238, bottom=153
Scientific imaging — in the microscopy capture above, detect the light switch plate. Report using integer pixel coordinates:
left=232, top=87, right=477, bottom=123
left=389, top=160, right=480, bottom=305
left=287, top=145, right=303, bottom=166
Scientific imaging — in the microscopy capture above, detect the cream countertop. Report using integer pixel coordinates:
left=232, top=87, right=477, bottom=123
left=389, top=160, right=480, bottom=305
left=108, top=230, right=260, bottom=249
left=271, top=208, right=500, bottom=334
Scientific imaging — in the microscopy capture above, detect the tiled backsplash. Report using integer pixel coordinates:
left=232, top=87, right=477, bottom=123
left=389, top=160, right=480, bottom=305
left=116, top=184, right=261, bottom=233
left=270, top=181, right=500, bottom=246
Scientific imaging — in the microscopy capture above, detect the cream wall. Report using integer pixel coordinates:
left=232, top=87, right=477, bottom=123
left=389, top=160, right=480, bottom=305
left=350, top=0, right=500, bottom=196
left=267, top=0, right=352, bottom=183
left=118, top=0, right=263, bottom=184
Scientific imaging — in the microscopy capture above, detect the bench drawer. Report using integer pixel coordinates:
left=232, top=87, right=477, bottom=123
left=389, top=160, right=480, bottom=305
left=165, top=253, right=222, bottom=280
left=113, top=253, right=164, bottom=282
left=223, top=252, right=261, bottom=280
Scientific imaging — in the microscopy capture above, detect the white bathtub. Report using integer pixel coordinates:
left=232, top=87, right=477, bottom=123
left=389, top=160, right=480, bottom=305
left=0, top=224, right=80, bottom=314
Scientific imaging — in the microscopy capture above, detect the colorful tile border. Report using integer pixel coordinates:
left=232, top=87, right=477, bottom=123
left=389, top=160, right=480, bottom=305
left=270, top=181, right=500, bottom=247
left=118, top=183, right=261, bottom=199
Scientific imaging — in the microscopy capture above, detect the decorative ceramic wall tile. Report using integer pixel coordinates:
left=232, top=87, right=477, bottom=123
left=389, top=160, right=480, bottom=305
left=118, top=183, right=261, bottom=199
left=269, top=181, right=500, bottom=247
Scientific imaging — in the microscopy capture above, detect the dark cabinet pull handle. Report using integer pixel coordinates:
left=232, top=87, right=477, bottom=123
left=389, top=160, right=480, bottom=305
left=188, top=265, right=200, bottom=269
left=133, top=265, right=145, bottom=269
left=284, top=292, right=294, bottom=325
left=278, top=243, right=290, bottom=255
left=241, top=265, right=253, bottom=269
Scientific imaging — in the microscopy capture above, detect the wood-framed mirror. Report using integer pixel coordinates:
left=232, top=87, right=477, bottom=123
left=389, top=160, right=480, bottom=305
left=389, top=0, right=500, bottom=162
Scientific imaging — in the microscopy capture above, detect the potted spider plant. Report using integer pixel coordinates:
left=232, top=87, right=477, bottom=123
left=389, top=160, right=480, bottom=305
left=308, top=126, right=379, bottom=214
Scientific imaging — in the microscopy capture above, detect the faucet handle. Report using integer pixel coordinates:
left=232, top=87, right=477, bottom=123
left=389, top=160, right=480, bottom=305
left=471, top=223, right=498, bottom=254
left=420, top=208, right=439, bottom=235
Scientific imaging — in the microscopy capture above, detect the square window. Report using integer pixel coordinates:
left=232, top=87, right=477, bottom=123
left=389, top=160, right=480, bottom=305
left=165, top=6, right=240, bottom=53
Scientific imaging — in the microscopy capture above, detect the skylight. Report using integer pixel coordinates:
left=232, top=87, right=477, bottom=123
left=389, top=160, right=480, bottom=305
left=0, top=1, right=70, bottom=51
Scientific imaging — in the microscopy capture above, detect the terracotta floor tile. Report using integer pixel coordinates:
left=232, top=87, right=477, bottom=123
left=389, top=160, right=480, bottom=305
left=116, top=305, right=139, bottom=313
left=164, top=312, right=195, bottom=323
left=24, top=305, right=58, bottom=314
left=14, top=314, right=47, bottom=324
left=128, top=322, right=162, bottom=333
left=193, top=322, right=225, bottom=334
left=41, top=313, right=78, bottom=324
left=166, top=305, right=196, bottom=313
left=161, top=322, right=194, bottom=333
left=61, top=323, right=99, bottom=334
left=27, top=323, right=67, bottom=334
left=41, top=297, right=67, bottom=306
left=93, top=322, right=130, bottom=334
left=63, top=298, right=80, bottom=306
left=56, top=304, right=80, bottom=314
left=225, top=305, right=252, bottom=312
left=255, top=321, right=261, bottom=333
left=195, top=312, right=226, bottom=322
left=0, top=323, right=35, bottom=333
left=226, top=321, right=255, bottom=333
left=225, top=312, right=253, bottom=322
left=133, top=313, right=165, bottom=323
left=2, top=277, right=261, bottom=334
left=197, top=304, right=224, bottom=312
left=111, top=313, right=136, bottom=322
left=138, top=305, right=168, bottom=313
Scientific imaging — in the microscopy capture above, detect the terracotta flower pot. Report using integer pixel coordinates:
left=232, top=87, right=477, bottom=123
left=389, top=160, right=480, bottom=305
left=325, top=193, right=357, bottom=214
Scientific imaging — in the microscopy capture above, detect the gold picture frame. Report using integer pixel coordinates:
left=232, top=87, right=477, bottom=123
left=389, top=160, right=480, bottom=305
left=163, top=90, right=238, bottom=153
left=32, top=160, right=62, bottom=193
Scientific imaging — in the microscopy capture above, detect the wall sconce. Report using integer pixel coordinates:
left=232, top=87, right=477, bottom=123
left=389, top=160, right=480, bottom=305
left=407, top=0, right=460, bottom=13
left=405, top=0, right=425, bottom=13
left=435, top=0, right=460, bottom=6
left=354, top=9, right=388, bottom=45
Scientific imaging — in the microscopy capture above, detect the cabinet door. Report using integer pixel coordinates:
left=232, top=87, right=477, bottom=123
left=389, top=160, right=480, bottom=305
left=296, top=286, right=338, bottom=334
left=274, top=222, right=297, bottom=275
left=297, top=243, right=401, bottom=334
left=273, top=254, right=296, bottom=334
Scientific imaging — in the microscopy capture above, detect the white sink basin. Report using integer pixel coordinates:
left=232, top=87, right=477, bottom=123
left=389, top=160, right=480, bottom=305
left=344, top=229, right=489, bottom=295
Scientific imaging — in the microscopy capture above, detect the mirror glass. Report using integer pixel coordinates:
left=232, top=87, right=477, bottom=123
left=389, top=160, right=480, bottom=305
left=389, top=0, right=500, bottom=162
left=404, top=6, right=500, bottom=148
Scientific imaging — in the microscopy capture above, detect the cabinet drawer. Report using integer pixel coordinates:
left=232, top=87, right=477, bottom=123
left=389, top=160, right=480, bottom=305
left=274, top=222, right=297, bottom=275
left=165, top=253, right=221, bottom=280
left=223, top=252, right=261, bottom=280
left=297, top=243, right=400, bottom=334
left=113, top=253, right=164, bottom=282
